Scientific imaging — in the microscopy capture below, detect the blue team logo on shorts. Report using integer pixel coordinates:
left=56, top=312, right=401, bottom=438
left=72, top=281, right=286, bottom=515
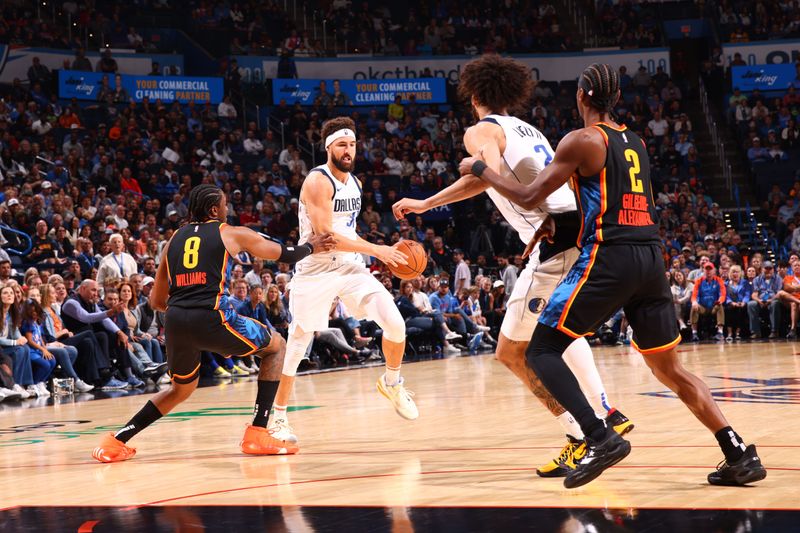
left=528, top=297, right=547, bottom=314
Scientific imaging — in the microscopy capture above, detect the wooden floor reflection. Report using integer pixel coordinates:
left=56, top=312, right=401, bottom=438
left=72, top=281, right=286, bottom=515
left=1, top=341, right=797, bottom=526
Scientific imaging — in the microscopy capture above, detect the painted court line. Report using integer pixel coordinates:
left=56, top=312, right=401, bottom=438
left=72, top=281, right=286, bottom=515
left=135, top=465, right=798, bottom=508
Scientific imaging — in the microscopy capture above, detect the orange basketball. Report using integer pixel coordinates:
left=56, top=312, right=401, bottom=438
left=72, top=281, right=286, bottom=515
left=388, top=240, right=428, bottom=280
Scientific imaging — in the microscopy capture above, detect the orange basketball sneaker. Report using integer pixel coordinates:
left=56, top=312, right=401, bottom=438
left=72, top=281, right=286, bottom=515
left=240, top=425, right=299, bottom=455
left=92, top=433, right=137, bottom=463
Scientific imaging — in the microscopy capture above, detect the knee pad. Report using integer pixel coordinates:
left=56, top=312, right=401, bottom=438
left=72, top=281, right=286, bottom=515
left=282, top=326, right=314, bottom=377
left=381, top=313, right=406, bottom=344
left=362, top=293, right=406, bottom=343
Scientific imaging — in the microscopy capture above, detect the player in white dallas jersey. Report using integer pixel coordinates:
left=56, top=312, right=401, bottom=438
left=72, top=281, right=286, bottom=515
left=268, top=117, right=417, bottom=448
left=393, top=55, right=632, bottom=477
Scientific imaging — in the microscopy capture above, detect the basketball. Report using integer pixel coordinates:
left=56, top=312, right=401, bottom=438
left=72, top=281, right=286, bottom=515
left=388, top=240, right=427, bottom=279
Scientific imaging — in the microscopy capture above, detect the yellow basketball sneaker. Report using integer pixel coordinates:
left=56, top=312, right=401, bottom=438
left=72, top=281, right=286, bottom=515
left=376, top=374, right=419, bottom=420
left=536, top=436, right=586, bottom=478
left=606, top=408, right=635, bottom=436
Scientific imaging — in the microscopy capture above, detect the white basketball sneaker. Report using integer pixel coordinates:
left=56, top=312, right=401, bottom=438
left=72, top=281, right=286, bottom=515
left=268, top=417, right=298, bottom=444
left=376, top=374, right=419, bottom=420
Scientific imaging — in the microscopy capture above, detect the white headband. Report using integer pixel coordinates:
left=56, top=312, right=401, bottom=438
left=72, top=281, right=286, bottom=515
left=325, top=128, right=356, bottom=148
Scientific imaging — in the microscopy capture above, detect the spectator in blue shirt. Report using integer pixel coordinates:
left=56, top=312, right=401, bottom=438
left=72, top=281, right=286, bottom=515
left=690, top=263, right=727, bottom=341
left=746, top=137, right=770, bottom=164
left=228, top=279, right=249, bottom=310
left=428, top=278, right=476, bottom=336
left=747, top=261, right=783, bottom=338
left=237, top=284, right=272, bottom=328
left=724, top=265, right=751, bottom=341
left=395, top=280, right=444, bottom=350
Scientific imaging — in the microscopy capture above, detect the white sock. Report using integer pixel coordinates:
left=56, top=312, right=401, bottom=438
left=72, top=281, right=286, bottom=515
left=384, top=366, right=401, bottom=386
left=271, top=404, right=288, bottom=426
left=556, top=412, right=584, bottom=439
left=563, top=337, right=610, bottom=419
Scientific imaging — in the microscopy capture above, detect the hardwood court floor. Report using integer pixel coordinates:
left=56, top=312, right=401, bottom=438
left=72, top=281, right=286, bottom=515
left=1, top=342, right=798, bottom=516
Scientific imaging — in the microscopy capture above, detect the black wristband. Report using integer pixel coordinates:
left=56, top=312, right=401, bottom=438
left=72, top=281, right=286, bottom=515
left=471, top=160, right=488, bottom=177
left=277, top=242, right=313, bottom=264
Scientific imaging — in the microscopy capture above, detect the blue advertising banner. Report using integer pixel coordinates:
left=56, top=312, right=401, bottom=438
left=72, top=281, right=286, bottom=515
left=59, top=70, right=224, bottom=103
left=732, top=64, right=797, bottom=91
left=271, top=78, right=446, bottom=105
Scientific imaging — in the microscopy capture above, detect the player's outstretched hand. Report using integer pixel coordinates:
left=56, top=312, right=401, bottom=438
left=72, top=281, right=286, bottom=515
left=375, top=245, right=408, bottom=267
left=392, top=198, right=428, bottom=220
left=523, top=214, right=555, bottom=259
left=307, top=232, right=336, bottom=253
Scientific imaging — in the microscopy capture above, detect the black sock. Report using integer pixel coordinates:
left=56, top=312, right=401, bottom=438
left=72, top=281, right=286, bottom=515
left=115, top=400, right=163, bottom=443
left=526, top=327, right=606, bottom=442
left=252, top=380, right=280, bottom=428
left=715, top=426, right=746, bottom=462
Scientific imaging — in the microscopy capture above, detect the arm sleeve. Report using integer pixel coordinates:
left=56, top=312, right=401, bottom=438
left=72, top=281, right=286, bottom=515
left=102, top=317, right=121, bottom=334
left=717, top=278, right=727, bottom=305
left=691, top=279, right=700, bottom=303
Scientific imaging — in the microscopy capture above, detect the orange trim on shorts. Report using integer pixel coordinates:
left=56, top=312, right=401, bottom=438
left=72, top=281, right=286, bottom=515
left=238, top=314, right=272, bottom=356
left=171, top=363, right=200, bottom=380
left=631, top=334, right=682, bottom=355
left=556, top=243, right=600, bottom=338
left=218, top=310, right=259, bottom=355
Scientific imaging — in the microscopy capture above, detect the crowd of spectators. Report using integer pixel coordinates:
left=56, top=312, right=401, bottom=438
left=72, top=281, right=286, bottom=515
left=1, top=0, right=669, bottom=64
left=720, top=57, right=800, bottom=258
left=321, top=0, right=579, bottom=55
left=0, top=1, right=168, bottom=53
left=594, top=0, right=662, bottom=49
left=666, top=252, right=800, bottom=343
left=716, top=0, right=800, bottom=43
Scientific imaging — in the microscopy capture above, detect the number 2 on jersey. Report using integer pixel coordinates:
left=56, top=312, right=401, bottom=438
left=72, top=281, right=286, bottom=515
left=624, top=149, right=643, bottom=193
left=183, top=237, right=201, bottom=269
left=533, top=144, right=553, bottom=166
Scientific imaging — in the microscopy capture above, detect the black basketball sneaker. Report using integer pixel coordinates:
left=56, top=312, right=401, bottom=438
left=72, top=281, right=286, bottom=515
left=708, top=444, right=767, bottom=486
left=564, top=428, right=632, bottom=489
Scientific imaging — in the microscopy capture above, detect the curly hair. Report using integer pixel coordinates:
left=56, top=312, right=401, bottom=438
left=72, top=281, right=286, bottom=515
left=578, top=63, right=620, bottom=115
left=321, top=116, right=356, bottom=143
left=458, top=54, right=533, bottom=114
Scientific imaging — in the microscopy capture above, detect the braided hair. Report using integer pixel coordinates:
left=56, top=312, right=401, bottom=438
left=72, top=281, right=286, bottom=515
left=578, top=63, right=620, bottom=117
left=187, top=184, right=224, bottom=223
